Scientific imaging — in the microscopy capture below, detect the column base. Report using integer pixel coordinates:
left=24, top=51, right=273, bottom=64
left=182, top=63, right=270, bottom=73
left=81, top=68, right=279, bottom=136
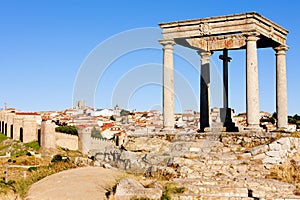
left=244, top=125, right=262, bottom=132
left=206, top=107, right=239, bottom=132
left=203, top=126, right=240, bottom=132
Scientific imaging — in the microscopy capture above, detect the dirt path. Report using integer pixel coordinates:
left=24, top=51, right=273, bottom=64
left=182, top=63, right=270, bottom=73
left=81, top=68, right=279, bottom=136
left=26, top=167, right=122, bottom=200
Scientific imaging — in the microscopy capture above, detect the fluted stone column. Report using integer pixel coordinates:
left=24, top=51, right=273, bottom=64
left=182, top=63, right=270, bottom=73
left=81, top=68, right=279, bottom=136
left=274, top=45, right=289, bottom=130
left=199, top=51, right=212, bottom=131
left=246, top=34, right=260, bottom=128
left=160, top=39, right=175, bottom=130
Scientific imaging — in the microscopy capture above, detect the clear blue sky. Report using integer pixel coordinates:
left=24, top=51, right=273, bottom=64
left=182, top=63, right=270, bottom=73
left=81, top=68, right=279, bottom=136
left=0, top=0, right=299, bottom=115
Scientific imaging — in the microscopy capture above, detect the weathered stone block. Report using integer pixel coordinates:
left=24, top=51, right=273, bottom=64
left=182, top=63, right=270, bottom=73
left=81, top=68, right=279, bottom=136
left=252, top=153, right=266, bottom=160
left=265, top=151, right=281, bottom=158
left=269, top=142, right=282, bottom=151
left=263, top=157, right=283, bottom=165
left=248, top=145, right=268, bottom=156
left=115, top=178, right=162, bottom=200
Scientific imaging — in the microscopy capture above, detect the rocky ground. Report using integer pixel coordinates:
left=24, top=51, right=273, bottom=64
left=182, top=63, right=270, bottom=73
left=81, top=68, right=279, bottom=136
left=89, top=132, right=300, bottom=199
left=2, top=132, right=300, bottom=199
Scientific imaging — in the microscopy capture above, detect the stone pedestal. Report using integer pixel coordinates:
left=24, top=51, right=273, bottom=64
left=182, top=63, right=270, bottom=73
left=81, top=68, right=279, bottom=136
left=208, top=107, right=238, bottom=132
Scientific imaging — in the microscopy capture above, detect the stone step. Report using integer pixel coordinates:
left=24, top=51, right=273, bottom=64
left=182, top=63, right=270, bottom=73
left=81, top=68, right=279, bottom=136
left=174, top=178, right=243, bottom=187
left=205, top=159, right=249, bottom=166
left=273, top=197, right=300, bottom=200
left=174, top=178, right=232, bottom=187
left=178, top=194, right=254, bottom=200
left=184, top=185, right=249, bottom=197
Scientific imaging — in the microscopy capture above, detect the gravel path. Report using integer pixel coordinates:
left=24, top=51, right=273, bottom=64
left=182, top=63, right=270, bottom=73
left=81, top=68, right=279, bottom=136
left=26, top=167, right=122, bottom=200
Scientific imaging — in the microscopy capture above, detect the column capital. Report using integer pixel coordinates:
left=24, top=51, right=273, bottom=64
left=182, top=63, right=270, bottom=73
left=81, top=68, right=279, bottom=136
left=198, top=50, right=213, bottom=58
left=159, top=39, right=175, bottom=50
left=244, top=32, right=260, bottom=41
left=274, top=45, right=289, bottom=54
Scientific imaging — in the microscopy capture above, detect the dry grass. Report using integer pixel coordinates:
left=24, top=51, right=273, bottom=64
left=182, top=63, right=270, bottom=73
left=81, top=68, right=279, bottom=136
left=267, top=159, right=300, bottom=183
left=291, top=132, right=300, bottom=138
left=13, top=158, right=77, bottom=198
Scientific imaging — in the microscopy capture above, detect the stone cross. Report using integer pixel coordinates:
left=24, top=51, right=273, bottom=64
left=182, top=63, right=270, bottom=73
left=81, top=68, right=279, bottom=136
left=219, top=49, right=232, bottom=110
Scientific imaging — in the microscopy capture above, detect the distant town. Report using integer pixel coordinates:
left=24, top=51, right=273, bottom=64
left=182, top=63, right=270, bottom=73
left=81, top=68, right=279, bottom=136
left=1, top=100, right=299, bottom=145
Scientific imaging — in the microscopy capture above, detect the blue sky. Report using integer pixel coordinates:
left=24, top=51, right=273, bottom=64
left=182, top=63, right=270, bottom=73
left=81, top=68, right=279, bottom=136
left=0, top=1, right=299, bottom=115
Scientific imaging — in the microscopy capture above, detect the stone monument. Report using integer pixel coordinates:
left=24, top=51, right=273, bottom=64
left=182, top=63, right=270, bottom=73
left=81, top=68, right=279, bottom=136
left=159, top=12, right=289, bottom=132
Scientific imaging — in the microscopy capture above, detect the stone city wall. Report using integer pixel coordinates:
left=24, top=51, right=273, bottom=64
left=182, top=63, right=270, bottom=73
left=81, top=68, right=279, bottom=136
left=0, top=110, right=40, bottom=143
left=55, top=132, right=78, bottom=151
left=90, top=137, right=115, bottom=150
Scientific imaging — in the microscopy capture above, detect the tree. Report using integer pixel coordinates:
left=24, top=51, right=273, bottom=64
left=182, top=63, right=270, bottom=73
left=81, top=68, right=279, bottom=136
left=293, top=114, right=300, bottom=121
left=110, top=116, right=116, bottom=121
left=91, top=127, right=102, bottom=139
left=120, top=109, right=130, bottom=116
left=288, top=116, right=297, bottom=124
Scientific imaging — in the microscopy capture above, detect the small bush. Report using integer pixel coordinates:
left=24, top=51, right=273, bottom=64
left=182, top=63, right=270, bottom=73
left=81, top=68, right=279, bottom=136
left=24, top=141, right=40, bottom=151
left=161, top=183, right=185, bottom=200
left=51, top=154, right=63, bottom=163
left=28, top=167, right=38, bottom=172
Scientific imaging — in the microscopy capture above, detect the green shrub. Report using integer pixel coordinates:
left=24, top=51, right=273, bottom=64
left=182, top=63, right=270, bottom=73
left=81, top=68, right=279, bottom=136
left=0, top=132, right=8, bottom=142
left=55, top=126, right=78, bottom=135
left=24, top=141, right=40, bottom=151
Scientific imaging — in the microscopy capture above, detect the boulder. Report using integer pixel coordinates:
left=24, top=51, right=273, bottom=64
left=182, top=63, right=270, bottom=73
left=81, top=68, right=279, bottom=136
left=115, top=178, right=162, bottom=200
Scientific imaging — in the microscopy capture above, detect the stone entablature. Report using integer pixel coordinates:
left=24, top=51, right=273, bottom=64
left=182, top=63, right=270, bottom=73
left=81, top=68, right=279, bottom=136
left=160, top=12, right=288, bottom=49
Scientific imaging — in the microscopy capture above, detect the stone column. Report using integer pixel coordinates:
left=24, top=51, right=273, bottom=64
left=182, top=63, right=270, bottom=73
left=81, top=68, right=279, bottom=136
left=246, top=34, right=260, bottom=129
left=199, top=51, right=212, bottom=131
left=160, top=39, right=175, bottom=130
left=274, top=45, right=289, bottom=130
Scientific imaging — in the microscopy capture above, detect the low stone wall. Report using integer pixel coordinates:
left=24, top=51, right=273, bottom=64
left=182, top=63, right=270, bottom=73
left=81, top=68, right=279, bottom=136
left=247, top=137, right=300, bottom=168
left=55, top=132, right=78, bottom=151
left=219, top=132, right=284, bottom=148
left=90, top=137, right=115, bottom=150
